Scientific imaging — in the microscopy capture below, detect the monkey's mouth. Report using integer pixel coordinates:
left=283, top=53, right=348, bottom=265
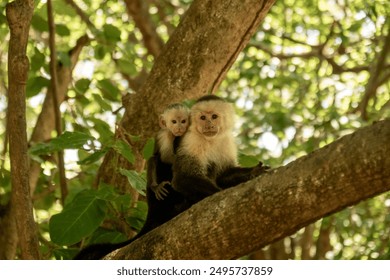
left=203, top=131, right=218, bottom=137
left=173, top=130, right=185, bottom=136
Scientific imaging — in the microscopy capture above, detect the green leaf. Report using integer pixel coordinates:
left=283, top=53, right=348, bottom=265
left=31, top=14, right=48, bottom=32
left=56, top=24, right=71, bottom=37
left=92, top=93, right=112, bottom=112
left=117, top=59, right=137, bottom=75
left=94, top=45, right=107, bottom=60
left=103, top=24, right=121, bottom=42
left=238, top=153, right=260, bottom=167
left=49, top=190, right=107, bottom=246
left=142, top=138, right=155, bottom=160
left=26, top=76, right=50, bottom=97
left=30, top=48, right=45, bottom=72
left=112, top=140, right=135, bottom=164
left=74, top=78, right=91, bottom=94
left=119, top=169, right=146, bottom=196
left=88, top=228, right=127, bottom=245
left=97, top=79, right=121, bottom=102
left=77, top=149, right=107, bottom=165
left=29, top=131, right=94, bottom=155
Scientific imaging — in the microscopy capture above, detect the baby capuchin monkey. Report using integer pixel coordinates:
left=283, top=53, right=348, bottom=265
left=148, top=103, right=190, bottom=200
left=140, top=103, right=190, bottom=234
left=172, top=95, right=269, bottom=205
left=74, top=103, right=189, bottom=260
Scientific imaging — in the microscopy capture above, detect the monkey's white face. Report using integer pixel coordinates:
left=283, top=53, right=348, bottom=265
left=194, top=111, right=221, bottom=138
left=165, top=112, right=189, bottom=136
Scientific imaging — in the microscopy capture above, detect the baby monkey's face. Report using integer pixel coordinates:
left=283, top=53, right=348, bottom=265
left=167, top=113, right=189, bottom=136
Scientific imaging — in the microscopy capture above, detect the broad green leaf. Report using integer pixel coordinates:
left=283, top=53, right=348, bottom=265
left=31, top=14, right=48, bottom=32
left=94, top=45, right=107, bottom=60
left=103, top=24, right=121, bottom=42
left=29, top=131, right=94, bottom=155
left=74, top=78, right=92, bottom=94
left=97, top=79, right=121, bottom=102
left=117, top=59, right=137, bottom=75
left=142, top=138, right=155, bottom=160
left=93, top=93, right=112, bottom=112
left=119, top=169, right=146, bottom=196
left=88, top=228, right=127, bottom=245
left=112, top=140, right=135, bottom=164
left=30, top=48, right=45, bottom=72
left=26, top=76, right=50, bottom=97
left=49, top=190, right=107, bottom=245
left=77, top=149, right=107, bottom=165
left=238, top=153, right=260, bottom=167
left=56, top=24, right=71, bottom=37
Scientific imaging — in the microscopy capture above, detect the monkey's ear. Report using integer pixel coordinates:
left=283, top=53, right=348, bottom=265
left=159, top=115, right=167, bottom=128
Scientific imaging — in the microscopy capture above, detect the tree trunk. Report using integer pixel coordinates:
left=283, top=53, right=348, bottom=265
left=6, top=0, right=39, bottom=259
left=106, top=119, right=390, bottom=259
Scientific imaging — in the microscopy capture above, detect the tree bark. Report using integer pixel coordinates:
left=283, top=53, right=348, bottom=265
left=6, top=0, right=39, bottom=259
left=106, top=119, right=390, bottom=259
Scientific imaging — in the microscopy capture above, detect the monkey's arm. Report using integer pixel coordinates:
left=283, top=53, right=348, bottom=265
left=217, top=162, right=270, bottom=189
left=146, top=155, right=169, bottom=200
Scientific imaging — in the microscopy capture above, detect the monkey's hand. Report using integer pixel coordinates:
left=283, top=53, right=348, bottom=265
left=152, top=181, right=170, bottom=200
left=251, top=161, right=271, bottom=177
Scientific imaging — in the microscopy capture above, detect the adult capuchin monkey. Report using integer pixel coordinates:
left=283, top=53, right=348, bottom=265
left=172, top=95, right=269, bottom=205
left=74, top=103, right=189, bottom=260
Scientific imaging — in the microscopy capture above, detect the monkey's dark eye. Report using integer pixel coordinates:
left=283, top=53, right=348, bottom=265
left=200, top=115, right=206, bottom=120
left=181, top=120, right=186, bottom=123
left=172, top=120, right=177, bottom=124
left=212, top=114, right=218, bottom=119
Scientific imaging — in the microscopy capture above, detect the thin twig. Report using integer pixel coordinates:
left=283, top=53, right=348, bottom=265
left=47, top=0, right=68, bottom=205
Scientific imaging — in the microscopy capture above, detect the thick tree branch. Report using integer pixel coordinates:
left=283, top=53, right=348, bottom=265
left=6, top=0, right=40, bottom=259
left=107, top=119, right=390, bottom=259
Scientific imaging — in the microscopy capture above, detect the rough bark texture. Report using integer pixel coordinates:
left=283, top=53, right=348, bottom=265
left=6, top=0, right=40, bottom=259
left=97, top=0, right=276, bottom=186
left=106, top=119, right=390, bottom=259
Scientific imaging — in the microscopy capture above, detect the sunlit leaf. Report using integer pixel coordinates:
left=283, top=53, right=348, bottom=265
left=49, top=190, right=107, bottom=246
left=142, top=138, right=155, bottom=160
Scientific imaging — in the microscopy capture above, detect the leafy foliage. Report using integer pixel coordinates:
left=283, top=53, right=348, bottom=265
left=0, top=0, right=388, bottom=259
